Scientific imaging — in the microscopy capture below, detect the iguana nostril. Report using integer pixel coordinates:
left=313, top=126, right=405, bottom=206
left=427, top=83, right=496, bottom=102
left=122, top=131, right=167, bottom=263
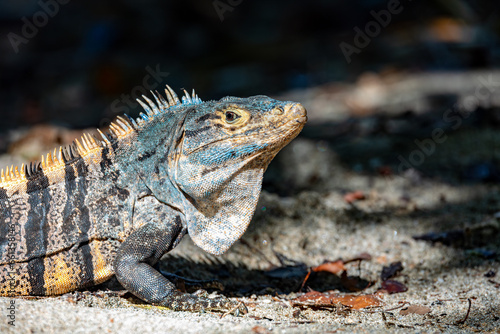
left=287, top=103, right=307, bottom=122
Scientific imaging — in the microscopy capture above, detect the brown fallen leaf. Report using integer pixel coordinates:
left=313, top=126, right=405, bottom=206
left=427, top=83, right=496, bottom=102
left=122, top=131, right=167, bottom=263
left=376, top=254, right=388, bottom=264
left=381, top=261, right=404, bottom=281
left=344, top=191, right=366, bottom=203
left=312, top=260, right=346, bottom=274
left=399, top=305, right=431, bottom=316
left=380, top=279, right=408, bottom=294
left=292, top=291, right=383, bottom=310
left=252, top=325, right=271, bottom=334
left=293, top=291, right=331, bottom=304
left=344, top=252, right=372, bottom=264
left=335, top=294, right=383, bottom=309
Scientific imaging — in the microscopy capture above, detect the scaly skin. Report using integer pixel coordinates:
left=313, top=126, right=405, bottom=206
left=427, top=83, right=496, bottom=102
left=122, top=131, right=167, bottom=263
left=0, top=86, right=307, bottom=313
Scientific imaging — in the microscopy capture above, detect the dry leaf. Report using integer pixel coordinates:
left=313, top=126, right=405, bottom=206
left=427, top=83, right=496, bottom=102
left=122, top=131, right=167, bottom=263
left=252, top=325, right=271, bottom=334
left=294, top=291, right=331, bottom=304
left=312, top=260, right=346, bottom=274
left=376, top=254, right=388, bottom=264
left=380, top=279, right=408, bottom=294
left=345, top=252, right=372, bottom=263
left=381, top=261, right=403, bottom=281
left=400, top=305, right=431, bottom=315
left=334, top=294, right=383, bottom=309
left=292, top=291, right=383, bottom=310
left=344, top=191, right=366, bottom=203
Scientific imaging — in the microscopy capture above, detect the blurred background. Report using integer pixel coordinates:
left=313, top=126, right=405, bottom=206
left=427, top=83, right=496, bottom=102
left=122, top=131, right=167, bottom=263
left=0, top=0, right=499, bottom=188
left=1, top=2, right=499, bottom=329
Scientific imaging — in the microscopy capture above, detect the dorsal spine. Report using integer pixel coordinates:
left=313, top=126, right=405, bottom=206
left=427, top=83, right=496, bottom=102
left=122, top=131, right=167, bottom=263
left=0, top=85, right=202, bottom=187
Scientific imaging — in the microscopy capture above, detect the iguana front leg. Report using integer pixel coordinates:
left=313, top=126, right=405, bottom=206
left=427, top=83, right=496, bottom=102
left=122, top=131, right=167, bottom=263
left=113, top=196, right=247, bottom=313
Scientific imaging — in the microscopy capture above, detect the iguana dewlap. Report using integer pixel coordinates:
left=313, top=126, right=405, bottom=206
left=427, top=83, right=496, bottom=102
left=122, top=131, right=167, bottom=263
left=0, top=86, right=306, bottom=313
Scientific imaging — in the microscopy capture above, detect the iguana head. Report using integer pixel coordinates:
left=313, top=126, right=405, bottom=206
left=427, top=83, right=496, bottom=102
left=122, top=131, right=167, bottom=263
left=174, top=95, right=307, bottom=255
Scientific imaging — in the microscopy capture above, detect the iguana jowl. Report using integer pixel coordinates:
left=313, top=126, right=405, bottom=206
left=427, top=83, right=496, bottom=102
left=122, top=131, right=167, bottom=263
left=0, top=86, right=307, bottom=312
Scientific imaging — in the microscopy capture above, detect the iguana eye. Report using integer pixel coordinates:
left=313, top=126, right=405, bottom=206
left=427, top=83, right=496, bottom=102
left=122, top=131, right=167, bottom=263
left=271, top=106, right=284, bottom=115
left=224, top=110, right=241, bottom=124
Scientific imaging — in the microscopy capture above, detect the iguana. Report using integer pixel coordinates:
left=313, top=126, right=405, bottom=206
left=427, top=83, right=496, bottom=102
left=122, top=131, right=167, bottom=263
left=0, top=85, right=307, bottom=313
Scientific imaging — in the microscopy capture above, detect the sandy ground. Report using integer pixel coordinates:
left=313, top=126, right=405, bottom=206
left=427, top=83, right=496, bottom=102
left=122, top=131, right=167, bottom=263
left=1, top=144, right=498, bottom=333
